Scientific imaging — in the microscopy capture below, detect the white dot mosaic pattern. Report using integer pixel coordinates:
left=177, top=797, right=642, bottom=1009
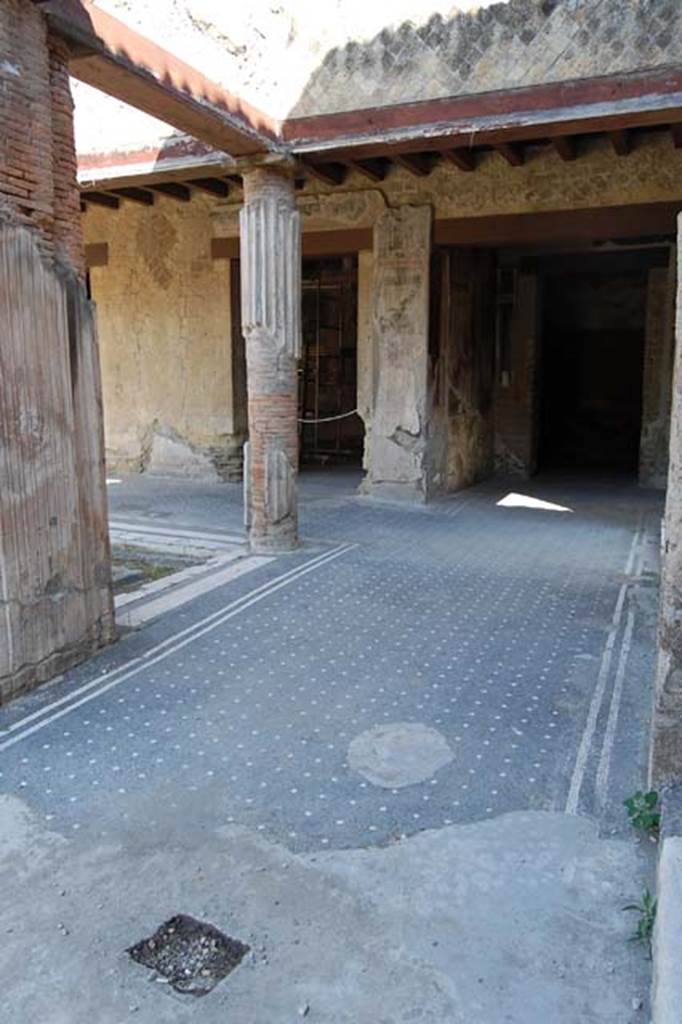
left=0, top=475, right=662, bottom=851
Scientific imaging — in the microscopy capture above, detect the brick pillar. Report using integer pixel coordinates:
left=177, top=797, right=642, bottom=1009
left=0, top=2, right=114, bottom=702
left=47, top=32, right=85, bottom=276
left=239, top=163, right=301, bottom=552
left=651, top=218, right=682, bottom=783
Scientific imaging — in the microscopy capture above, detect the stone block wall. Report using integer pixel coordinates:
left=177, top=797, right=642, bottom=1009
left=84, top=196, right=245, bottom=481
left=0, top=0, right=114, bottom=701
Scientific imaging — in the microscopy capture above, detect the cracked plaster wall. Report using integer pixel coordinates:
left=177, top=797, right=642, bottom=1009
left=84, top=195, right=244, bottom=481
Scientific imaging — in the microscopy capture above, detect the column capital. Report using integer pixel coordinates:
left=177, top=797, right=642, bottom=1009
left=235, top=153, right=298, bottom=178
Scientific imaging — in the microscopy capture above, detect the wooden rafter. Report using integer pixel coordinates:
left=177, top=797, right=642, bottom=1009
left=553, top=136, right=577, bottom=161
left=609, top=129, right=631, bottom=156
left=82, top=191, right=120, bottom=209
left=305, top=162, right=348, bottom=187
left=349, top=158, right=389, bottom=182
left=111, top=186, right=154, bottom=205
left=393, top=152, right=439, bottom=176
left=494, top=142, right=524, bottom=167
left=444, top=148, right=476, bottom=172
left=149, top=182, right=192, bottom=201
left=191, top=177, right=230, bottom=197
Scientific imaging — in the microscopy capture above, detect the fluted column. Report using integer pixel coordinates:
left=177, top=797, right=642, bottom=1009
left=239, top=162, right=301, bottom=552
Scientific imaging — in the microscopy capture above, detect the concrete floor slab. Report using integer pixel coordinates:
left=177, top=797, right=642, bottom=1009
left=0, top=796, right=651, bottom=1024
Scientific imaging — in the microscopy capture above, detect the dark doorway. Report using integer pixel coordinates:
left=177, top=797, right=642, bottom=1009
left=299, top=256, right=363, bottom=466
left=539, top=253, right=648, bottom=473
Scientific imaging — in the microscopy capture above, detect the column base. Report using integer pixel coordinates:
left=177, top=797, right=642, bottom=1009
left=361, top=479, right=427, bottom=504
left=249, top=529, right=299, bottom=555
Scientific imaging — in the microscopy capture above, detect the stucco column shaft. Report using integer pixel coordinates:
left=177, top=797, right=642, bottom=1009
left=239, top=165, right=301, bottom=552
left=364, top=205, right=432, bottom=502
left=651, top=216, right=682, bottom=783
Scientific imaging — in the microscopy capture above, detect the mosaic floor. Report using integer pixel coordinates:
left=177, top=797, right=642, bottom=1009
left=0, top=472, right=663, bottom=851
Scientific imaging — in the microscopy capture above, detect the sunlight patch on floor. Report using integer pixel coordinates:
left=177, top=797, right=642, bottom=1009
left=496, top=492, right=573, bottom=513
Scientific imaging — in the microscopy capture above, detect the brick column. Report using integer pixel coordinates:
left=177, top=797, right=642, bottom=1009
left=47, top=32, right=85, bottom=276
left=239, top=163, right=301, bottom=552
left=0, top=1, right=114, bottom=702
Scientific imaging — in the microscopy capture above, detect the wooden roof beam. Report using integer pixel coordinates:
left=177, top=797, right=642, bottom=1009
left=304, top=162, right=348, bottom=187
left=149, top=182, right=192, bottom=202
left=284, top=68, right=682, bottom=156
left=444, top=148, right=476, bottom=171
left=349, top=158, right=389, bottom=182
left=110, top=186, right=154, bottom=205
left=394, top=152, right=439, bottom=176
left=553, top=136, right=577, bottom=161
left=495, top=142, right=525, bottom=167
left=190, top=177, right=231, bottom=197
left=42, top=0, right=277, bottom=157
left=81, top=190, right=119, bottom=209
left=610, top=129, right=631, bottom=156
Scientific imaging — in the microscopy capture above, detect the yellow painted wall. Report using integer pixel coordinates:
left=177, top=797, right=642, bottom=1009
left=86, top=131, right=682, bottom=483
left=85, top=193, right=239, bottom=479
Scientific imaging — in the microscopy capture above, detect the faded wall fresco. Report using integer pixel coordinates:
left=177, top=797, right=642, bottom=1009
left=84, top=195, right=244, bottom=480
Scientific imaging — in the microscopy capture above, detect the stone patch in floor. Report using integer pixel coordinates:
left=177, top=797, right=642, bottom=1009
left=127, top=914, right=250, bottom=995
left=348, top=722, right=454, bottom=788
left=111, top=547, right=197, bottom=596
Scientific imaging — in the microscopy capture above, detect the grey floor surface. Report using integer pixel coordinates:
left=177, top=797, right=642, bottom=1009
left=0, top=469, right=663, bottom=1022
